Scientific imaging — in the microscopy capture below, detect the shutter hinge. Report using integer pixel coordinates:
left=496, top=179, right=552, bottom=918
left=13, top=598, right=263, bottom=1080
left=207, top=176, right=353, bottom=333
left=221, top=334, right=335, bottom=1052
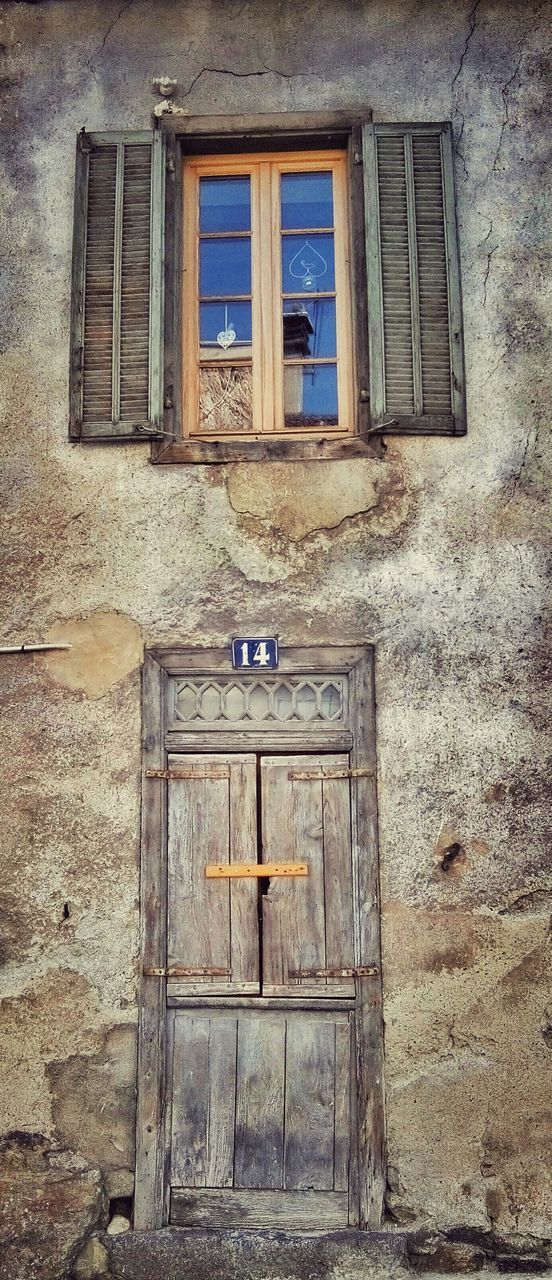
left=166, top=155, right=175, bottom=173
left=359, top=389, right=370, bottom=403
left=79, top=128, right=91, bottom=155
left=352, top=150, right=363, bottom=165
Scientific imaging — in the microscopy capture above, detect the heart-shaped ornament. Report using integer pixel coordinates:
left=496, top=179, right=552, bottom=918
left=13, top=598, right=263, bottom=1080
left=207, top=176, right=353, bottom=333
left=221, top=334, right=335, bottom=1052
left=217, top=326, right=236, bottom=349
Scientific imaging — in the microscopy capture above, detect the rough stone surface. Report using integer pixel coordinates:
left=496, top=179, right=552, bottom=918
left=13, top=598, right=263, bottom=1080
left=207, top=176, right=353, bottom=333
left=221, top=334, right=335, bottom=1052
left=72, top=1237, right=110, bottom=1279
left=0, top=1132, right=104, bottom=1280
left=0, top=0, right=550, bottom=1273
left=106, top=1227, right=408, bottom=1280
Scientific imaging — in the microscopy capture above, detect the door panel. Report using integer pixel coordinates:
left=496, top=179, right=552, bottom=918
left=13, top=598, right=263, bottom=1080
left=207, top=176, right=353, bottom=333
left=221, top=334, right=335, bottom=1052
left=167, top=754, right=259, bottom=994
left=169, top=1007, right=352, bottom=1226
left=261, top=755, right=355, bottom=996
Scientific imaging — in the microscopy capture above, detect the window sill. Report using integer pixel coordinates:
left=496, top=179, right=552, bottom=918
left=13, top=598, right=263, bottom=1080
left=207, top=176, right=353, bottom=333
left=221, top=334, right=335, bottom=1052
left=151, top=434, right=383, bottom=464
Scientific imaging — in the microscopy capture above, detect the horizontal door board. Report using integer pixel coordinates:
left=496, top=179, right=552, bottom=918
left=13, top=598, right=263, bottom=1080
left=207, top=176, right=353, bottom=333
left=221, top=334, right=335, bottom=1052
left=167, top=996, right=355, bottom=1010
left=170, top=1187, right=349, bottom=1229
left=165, top=730, right=354, bottom=752
left=167, top=980, right=259, bottom=998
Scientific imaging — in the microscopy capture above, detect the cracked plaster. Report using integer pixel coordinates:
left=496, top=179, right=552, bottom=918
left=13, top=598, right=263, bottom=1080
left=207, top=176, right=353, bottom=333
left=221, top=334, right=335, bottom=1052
left=0, top=0, right=550, bottom=1272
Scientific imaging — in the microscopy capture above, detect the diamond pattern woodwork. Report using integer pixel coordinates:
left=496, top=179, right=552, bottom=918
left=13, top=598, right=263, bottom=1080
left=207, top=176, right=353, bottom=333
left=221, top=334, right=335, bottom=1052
left=171, top=676, right=346, bottom=726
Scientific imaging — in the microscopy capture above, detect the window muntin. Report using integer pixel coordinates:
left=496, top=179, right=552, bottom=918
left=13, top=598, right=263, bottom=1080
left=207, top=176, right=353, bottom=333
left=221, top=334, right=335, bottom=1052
left=182, top=151, right=353, bottom=440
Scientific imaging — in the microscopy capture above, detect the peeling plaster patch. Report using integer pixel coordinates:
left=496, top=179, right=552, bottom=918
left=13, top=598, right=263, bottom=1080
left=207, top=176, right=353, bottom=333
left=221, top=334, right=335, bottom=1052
left=47, top=1025, right=136, bottom=1171
left=42, top=613, right=143, bottom=699
left=226, top=459, right=411, bottom=541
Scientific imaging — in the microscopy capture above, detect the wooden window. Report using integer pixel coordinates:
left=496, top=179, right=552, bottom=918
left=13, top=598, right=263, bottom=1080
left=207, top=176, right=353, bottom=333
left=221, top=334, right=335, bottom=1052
left=182, top=152, right=353, bottom=441
left=69, top=114, right=466, bottom=455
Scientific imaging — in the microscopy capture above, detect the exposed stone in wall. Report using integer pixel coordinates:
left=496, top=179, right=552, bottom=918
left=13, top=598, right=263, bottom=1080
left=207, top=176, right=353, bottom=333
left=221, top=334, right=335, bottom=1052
left=0, top=1132, right=104, bottom=1280
left=47, top=1026, right=137, bottom=1174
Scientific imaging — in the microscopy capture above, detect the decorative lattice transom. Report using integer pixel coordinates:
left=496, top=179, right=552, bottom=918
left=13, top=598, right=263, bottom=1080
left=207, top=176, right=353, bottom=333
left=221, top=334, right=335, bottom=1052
left=170, top=676, right=347, bottom=726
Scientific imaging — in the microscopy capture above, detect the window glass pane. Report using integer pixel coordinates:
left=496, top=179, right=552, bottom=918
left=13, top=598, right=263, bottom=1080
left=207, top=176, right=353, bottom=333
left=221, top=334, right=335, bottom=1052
left=199, top=175, right=251, bottom=233
left=200, top=302, right=252, bottom=353
left=283, top=298, right=336, bottom=359
left=199, top=237, right=251, bottom=298
left=281, top=171, right=333, bottom=229
left=284, top=363, right=338, bottom=428
left=198, top=366, right=253, bottom=434
left=281, top=233, right=335, bottom=293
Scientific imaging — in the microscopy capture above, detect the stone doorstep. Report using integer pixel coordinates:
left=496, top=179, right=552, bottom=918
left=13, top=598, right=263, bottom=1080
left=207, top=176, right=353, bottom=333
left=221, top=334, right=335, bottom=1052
left=103, top=1227, right=411, bottom=1280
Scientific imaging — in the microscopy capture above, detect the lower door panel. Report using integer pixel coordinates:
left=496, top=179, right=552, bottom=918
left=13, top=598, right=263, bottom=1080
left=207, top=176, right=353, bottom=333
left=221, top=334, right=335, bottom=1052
left=168, top=1007, right=355, bottom=1227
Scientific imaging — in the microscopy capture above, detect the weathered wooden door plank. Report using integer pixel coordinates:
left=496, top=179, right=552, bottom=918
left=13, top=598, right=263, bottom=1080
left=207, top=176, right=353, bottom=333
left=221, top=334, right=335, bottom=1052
left=284, top=1017, right=335, bottom=1190
left=170, top=1187, right=349, bottom=1229
left=234, top=1015, right=286, bottom=1189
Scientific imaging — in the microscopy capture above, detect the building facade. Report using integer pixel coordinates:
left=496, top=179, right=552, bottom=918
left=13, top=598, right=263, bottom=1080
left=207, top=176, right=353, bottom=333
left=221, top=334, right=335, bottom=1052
left=0, top=1, right=550, bottom=1277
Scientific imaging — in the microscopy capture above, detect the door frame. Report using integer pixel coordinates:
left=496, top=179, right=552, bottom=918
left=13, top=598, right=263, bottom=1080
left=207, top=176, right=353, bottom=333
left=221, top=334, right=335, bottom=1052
left=134, top=645, right=385, bottom=1230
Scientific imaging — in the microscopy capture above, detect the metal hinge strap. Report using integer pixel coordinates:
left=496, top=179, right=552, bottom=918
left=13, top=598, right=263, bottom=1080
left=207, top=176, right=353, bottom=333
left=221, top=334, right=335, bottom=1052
left=288, top=965, right=379, bottom=979
left=145, top=768, right=230, bottom=780
left=288, top=767, right=375, bottom=781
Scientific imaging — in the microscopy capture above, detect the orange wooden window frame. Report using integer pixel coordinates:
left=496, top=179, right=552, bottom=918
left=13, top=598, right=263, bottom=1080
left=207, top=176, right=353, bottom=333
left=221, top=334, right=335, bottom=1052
left=182, top=150, right=354, bottom=440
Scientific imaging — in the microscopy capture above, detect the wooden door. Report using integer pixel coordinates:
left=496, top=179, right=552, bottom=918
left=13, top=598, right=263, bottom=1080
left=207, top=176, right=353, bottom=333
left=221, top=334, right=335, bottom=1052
left=166, top=752, right=358, bottom=1228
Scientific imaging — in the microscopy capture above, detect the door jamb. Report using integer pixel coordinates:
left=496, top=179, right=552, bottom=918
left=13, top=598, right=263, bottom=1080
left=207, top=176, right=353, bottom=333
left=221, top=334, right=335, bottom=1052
left=134, top=645, right=385, bottom=1231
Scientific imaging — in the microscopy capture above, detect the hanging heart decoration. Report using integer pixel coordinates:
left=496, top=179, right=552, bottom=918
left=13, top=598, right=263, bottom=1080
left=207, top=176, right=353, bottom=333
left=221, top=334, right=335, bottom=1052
left=288, top=240, right=328, bottom=291
left=217, top=325, right=236, bottom=349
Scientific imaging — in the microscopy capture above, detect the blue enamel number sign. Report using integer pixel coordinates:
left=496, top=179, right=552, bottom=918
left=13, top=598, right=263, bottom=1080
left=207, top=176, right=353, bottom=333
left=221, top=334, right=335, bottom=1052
left=232, top=637, right=279, bottom=670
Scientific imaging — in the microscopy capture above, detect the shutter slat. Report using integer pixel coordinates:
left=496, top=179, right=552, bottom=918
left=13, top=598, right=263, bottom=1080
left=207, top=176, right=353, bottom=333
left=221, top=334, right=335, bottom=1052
left=363, top=121, right=465, bottom=435
left=69, top=129, right=165, bottom=441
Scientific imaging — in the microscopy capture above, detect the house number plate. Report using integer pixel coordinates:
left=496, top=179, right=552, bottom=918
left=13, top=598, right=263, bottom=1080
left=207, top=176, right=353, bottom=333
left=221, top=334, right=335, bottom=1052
left=232, top=637, right=279, bottom=669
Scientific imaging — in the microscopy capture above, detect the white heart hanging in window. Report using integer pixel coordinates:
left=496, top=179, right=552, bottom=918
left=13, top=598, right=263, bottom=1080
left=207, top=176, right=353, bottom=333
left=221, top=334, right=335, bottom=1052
left=216, top=306, right=236, bottom=349
left=217, top=325, right=236, bottom=349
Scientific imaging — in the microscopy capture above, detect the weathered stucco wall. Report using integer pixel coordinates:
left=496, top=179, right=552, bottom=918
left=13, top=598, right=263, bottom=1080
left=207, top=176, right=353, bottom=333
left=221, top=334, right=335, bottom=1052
left=0, top=1, right=550, bottom=1276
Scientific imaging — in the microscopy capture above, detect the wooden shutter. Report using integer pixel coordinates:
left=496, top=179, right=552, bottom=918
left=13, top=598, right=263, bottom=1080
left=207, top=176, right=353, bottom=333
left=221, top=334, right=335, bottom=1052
left=261, top=755, right=356, bottom=997
left=363, top=122, right=465, bottom=435
left=166, top=754, right=259, bottom=995
left=69, top=129, right=165, bottom=441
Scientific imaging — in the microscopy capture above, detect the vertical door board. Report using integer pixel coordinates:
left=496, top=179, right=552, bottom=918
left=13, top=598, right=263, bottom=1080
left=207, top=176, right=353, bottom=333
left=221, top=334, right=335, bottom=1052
left=135, top=656, right=168, bottom=1230
left=234, top=1015, right=286, bottom=1189
left=350, top=655, right=386, bottom=1228
left=284, top=1017, right=336, bottom=1190
left=170, top=1013, right=238, bottom=1188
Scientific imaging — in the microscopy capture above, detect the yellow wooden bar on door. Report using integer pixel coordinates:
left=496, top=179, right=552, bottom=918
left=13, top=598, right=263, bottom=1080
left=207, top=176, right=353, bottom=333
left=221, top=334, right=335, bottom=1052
left=205, top=862, right=308, bottom=879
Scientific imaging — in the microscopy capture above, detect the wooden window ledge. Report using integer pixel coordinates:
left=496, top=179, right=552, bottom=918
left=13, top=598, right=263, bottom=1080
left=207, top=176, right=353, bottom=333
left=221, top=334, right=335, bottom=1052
left=151, top=434, right=384, bottom=464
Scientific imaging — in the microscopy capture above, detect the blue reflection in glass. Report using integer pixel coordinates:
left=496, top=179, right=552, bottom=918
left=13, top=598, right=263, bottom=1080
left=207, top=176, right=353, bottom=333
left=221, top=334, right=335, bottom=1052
left=284, top=363, right=338, bottom=426
left=200, top=237, right=251, bottom=298
left=200, top=302, right=252, bottom=350
left=199, top=176, right=251, bottom=233
left=281, top=172, right=333, bottom=230
left=283, top=298, right=336, bottom=359
left=281, top=234, right=335, bottom=292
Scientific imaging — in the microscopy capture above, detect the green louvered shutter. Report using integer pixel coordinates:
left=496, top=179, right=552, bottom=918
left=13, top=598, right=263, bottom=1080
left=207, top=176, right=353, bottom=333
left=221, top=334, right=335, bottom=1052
left=69, top=130, right=165, bottom=441
left=363, top=122, right=465, bottom=435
